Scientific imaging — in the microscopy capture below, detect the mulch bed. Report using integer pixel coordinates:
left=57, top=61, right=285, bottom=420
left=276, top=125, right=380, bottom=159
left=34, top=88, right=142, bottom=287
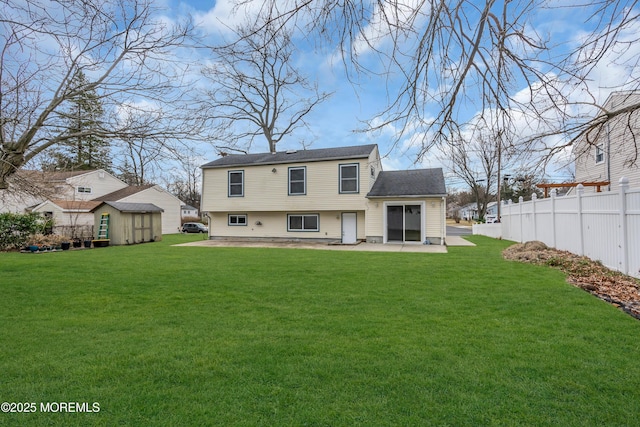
left=503, top=241, right=640, bottom=320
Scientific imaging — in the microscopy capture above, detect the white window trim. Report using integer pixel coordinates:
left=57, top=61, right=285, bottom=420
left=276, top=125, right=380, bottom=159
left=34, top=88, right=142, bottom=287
left=595, top=144, right=605, bottom=165
left=228, top=214, right=247, bottom=226
left=76, top=186, right=92, bottom=194
left=382, top=201, right=426, bottom=243
left=288, top=166, right=306, bottom=195
left=339, top=163, right=359, bottom=194
left=228, top=170, right=244, bottom=197
left=287, top=213, right=319, bottom=232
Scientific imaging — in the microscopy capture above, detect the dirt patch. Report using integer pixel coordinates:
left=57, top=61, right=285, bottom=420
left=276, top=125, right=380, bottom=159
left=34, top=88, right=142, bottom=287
left=503, top=241, right=640, bottom=320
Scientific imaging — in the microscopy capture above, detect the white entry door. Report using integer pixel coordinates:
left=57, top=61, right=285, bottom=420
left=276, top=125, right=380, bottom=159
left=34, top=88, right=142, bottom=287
left=342, top=213, right=357, bottom=244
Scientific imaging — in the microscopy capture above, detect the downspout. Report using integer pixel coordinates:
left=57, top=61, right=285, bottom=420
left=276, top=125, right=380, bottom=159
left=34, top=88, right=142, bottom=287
left=441, top=196, right=446, bottom=245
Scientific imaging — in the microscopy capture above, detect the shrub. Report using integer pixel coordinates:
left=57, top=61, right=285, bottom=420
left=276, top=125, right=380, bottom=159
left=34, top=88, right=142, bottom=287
left=0, top=212, right=51, bottom=251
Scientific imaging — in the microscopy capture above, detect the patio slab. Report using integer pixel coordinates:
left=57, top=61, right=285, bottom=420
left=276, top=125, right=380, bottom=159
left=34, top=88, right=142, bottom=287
left=174, top=237, right=474, bottom=252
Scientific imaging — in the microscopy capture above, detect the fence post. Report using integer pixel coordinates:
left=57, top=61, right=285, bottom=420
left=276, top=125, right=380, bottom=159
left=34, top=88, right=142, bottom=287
left=576, top=184, right=584, bottom=256
left=531, top=193, right=537, bottom=241
left=550, top=189, right=557, bottom=248
left=505, top=199, right=512, bottom=240
left=518, top=196, right=524, bottom=243
left=619, top=177, right=629, bottom=275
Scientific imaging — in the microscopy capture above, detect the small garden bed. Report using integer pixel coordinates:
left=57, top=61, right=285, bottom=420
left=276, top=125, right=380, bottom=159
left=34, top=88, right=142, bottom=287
left=503, top=241, right=640, bottom=319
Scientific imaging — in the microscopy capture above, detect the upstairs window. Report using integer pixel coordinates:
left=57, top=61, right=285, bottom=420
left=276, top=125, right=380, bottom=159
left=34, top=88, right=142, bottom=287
left=228, top=170, right=244, bottom=197
left=595, top=144, right=605, bottom=164
left=76, top=186, right=92, bottom=194
left=288, top=167, right=306, bottom=195
left=339, top=163, right=359, bottom=193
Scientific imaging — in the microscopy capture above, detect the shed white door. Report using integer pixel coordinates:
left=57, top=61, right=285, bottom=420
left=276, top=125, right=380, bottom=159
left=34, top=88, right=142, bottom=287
left=342, top=213, right=357, bottom=244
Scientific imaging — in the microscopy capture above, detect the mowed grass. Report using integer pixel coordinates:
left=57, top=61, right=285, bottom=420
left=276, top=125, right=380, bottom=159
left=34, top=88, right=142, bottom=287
left=1, top=234, right=639, bottom=426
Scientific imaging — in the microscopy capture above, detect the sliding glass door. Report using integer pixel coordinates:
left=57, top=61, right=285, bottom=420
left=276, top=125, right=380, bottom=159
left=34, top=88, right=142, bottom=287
left=386, top=204, right=422, bottom=242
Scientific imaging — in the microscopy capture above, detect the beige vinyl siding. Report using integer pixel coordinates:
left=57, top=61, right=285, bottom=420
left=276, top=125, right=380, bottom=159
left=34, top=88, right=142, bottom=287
left=210, top=211, right=365, bottom=240
left=367, top=146, right=382, bottom=190
left=202, top=158, right=374, bottom=212
left=425, top=198, right=446, bottom=239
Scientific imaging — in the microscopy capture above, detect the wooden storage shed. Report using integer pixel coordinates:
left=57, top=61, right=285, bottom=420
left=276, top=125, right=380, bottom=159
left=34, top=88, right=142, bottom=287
left=91, top=201, right=164, bottom=245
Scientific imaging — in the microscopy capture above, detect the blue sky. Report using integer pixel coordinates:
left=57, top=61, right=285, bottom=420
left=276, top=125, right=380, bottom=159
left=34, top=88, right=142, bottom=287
left=158, top=0, right=640, bottom=189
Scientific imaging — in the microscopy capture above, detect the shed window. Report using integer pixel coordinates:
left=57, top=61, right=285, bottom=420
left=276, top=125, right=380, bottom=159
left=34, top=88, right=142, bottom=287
left=287, top=214, right=319, bottom=231
left=228, top=171, right=244, bottom=197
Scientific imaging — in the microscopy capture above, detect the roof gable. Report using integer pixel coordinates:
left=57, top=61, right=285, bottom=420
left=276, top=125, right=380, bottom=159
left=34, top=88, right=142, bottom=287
left=366, top=168, right=446, bottom=198
left=201, top=144, right=377, bottom=169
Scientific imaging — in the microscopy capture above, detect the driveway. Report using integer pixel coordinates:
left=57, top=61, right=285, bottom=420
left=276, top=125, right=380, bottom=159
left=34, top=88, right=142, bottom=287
left=447, top=225, right=472, bottom=236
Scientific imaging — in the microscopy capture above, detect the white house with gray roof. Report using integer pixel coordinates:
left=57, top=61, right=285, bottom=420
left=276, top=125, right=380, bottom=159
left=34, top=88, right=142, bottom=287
left=200, top=144, right=447, bottom=244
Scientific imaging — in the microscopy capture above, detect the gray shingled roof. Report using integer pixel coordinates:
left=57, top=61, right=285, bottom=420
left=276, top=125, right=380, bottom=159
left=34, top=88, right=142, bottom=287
left=366, top=169, right=446, bottom=198
left=201, top=144, right=377, bottom=168
left=92, top=201, right=164, bottom=213
left=94, top=184, right=155, bottom=201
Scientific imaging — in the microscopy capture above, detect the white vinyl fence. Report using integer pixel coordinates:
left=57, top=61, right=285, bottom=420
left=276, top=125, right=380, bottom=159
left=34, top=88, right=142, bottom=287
left=474, top=178, right=640, bottom=279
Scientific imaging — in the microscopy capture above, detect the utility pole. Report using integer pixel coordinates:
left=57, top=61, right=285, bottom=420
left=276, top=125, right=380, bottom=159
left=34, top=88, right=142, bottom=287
left=496, top=129, right=502, bottom=222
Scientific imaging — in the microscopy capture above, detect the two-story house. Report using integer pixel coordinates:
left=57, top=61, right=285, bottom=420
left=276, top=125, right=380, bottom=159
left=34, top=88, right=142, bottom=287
left=574, top=91, right=640, bottom=190
left=200, top=144, right=447, bottom=244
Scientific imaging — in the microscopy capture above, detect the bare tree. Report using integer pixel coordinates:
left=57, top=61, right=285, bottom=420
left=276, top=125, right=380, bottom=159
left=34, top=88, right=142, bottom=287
left=444, top=122, right=509, bottom=221
left=0, top=0, right=198, bottom=190
left=242, top=0, right=640, bottom=166
left=111, top=108, right=176, bottom=186
left=162, top=155, right=202, bottom=211
left=201, top=17, right=332, bottom=154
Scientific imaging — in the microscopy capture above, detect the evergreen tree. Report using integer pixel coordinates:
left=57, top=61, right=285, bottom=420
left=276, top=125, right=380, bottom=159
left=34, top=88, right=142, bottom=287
left=45, top=71, right=111, bottom=171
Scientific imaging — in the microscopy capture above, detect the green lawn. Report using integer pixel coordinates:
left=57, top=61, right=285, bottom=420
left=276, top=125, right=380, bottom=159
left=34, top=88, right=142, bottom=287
left=1, top=235, right=639, bottom=426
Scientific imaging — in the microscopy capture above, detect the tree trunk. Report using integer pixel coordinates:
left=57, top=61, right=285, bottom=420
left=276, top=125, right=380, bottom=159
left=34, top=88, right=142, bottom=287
left=0, top=150, right=24, bottom=190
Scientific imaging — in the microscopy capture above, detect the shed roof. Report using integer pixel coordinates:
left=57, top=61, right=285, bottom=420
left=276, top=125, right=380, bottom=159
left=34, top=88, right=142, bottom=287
left=201, top=144, right=377, bottom=169
left=91, top=201, right=164, bottom=213
left=366, top=169, right=447, bottom=198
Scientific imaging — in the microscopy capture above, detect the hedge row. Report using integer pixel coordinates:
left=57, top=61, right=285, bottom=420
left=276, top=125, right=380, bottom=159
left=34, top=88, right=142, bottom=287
left=0, top=213, right=51, bottom=250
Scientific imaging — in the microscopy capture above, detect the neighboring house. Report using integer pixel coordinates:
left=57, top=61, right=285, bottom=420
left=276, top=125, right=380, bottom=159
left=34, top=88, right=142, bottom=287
left=30, top=199, right=101, bottom=238
left=200, top=144, right=447, bottom=244
left=95, top=184, right=182, bottom=235
left=1, top=169, right=127, bottom=214
left=459, top=203, right=478, bottom=221
left=486, top=201, right=498, bottom=216
left=574, top=91, right=640, bottom=191
left=181, top=204, right=199, bottom=218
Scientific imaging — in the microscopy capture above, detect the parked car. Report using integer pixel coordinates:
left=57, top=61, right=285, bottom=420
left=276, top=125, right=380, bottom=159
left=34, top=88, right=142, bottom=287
left=485, top=215, right=499, bottom=223
left=182, top=222, right=208, bottom=233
